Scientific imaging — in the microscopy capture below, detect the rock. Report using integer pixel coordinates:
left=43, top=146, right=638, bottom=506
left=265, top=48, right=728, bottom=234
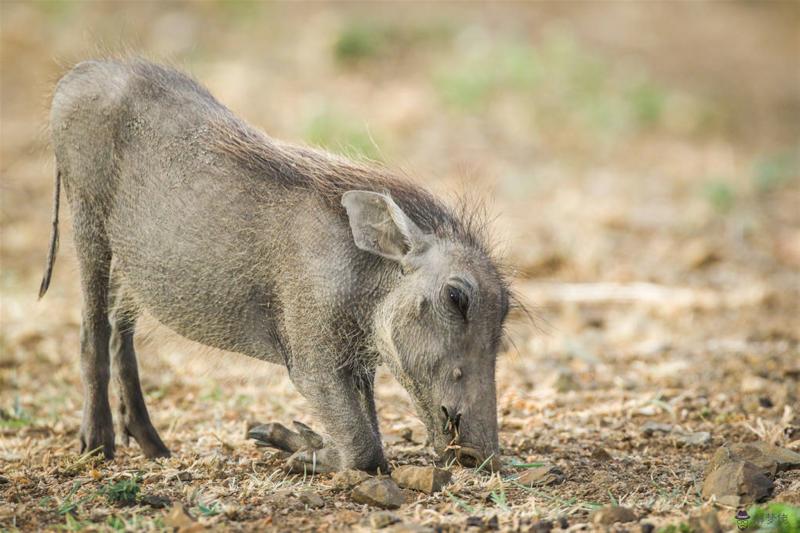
left=528, top=520, right=553, bottom=532
left=391, top=465, right=452, bottom=494
left=775, top=489, right=800, bottom=505
left=552, top=369, right=579, bottom=393
left=590, top=447, right=613, bottom=462
left=141, top=494, right=171, bottom=509
left=676, top=431, right=711, bottom=447
left=708, top=441, right=800, bottom=477
left=368, top=511, right=401, bottom=529
left=351, top=478, right=405, bottom=509
left=299, top=492, right=324, bottom=508
left=641, top=422, right=673, bottom=437
left=465, top=516, right=483, bottom=528
left=163, top=503, right=196, bottom=531
left=465, top=515, right=499, bottom=530
left=702, top=461, right=773, bottom=505
left=683, top=240, right=720, bottom=270
left=516, top=464, right=565, bottom=486
left=688, top=510, right=722, bottom=533
left=640, top=523, right=655, bottom=533
left=174, top=471, right=192, bottom=482
left=332, top=469, right=370, bottom=490
left=383, top=525, right=434, bottom=533
left=592, top=505, right=637, bottom=525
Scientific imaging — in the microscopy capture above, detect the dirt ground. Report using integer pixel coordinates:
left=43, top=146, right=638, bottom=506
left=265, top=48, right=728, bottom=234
left=1, top=2, right=799, bottom=532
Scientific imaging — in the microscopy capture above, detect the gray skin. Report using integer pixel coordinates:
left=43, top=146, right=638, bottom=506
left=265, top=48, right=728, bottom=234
left=41, top=59, right=510, bottom=473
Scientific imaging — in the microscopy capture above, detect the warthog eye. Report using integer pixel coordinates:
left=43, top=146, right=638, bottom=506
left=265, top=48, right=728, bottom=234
left=447, top=285, right=469, bottom=321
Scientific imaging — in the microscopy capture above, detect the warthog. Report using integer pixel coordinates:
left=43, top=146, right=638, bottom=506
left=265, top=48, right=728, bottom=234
left=41, top=59, right=511, bottom=472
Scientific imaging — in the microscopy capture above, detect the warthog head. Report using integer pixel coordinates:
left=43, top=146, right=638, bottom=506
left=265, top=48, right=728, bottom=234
left=343, top=190, right=509, bottom=469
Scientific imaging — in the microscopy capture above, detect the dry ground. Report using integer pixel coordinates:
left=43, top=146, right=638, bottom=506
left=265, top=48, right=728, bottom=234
left=1, top=2, right=799, bottom=532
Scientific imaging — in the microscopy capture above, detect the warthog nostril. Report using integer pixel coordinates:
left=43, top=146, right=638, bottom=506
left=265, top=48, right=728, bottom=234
left=441, top=406, right=462, bottom=435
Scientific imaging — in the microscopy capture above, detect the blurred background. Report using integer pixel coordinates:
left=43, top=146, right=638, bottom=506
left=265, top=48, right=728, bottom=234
left=1, top=2, right=798, bottom=529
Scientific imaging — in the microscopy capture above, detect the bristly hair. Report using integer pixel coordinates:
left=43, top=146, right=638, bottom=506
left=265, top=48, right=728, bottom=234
left=125, top=58, right=509, bottom=298
left=206, top=113, right=495, bottom=257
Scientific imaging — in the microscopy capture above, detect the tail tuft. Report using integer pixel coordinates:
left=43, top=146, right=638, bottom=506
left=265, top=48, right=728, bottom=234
left=39, top=169, right=61, bottom=299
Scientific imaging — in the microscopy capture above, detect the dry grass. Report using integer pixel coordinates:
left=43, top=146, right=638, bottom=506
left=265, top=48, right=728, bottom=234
left=2, top=2, right=799, bottom=531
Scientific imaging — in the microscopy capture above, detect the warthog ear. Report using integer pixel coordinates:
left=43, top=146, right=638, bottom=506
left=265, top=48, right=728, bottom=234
left=341, top=190, right=427, bottom=262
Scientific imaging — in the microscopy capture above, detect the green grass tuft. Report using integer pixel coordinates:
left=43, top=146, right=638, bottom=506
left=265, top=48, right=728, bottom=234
left=753, top=152, right=799, bottom=194
left=703, top=181, right=736, bottom=213
left=99, top=475, right=141, bottom=505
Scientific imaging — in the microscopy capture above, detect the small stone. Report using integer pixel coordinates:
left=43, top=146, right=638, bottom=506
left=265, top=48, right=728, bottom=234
left=465, top=516, right=483, bottom=528
left=552, top=369, right=579, bottom=393
left=688, top=510, right=722, bottom=533
left=0, top=476, right=9, bottom=484
left=683, top=240, right=720, bottom=270
left=368, top=510, right=401, bottom=529
left=702, top=461, right=773, bottom=505
left=141, top=494, right=171, bottom=509
left=351, top=478, right=405, bottom=509
left=391, top=465, right=452, bottom=494
left=163, top=503, right=195, bottom=530
left=590, top=447, right=613, bottom=462
left=332, top=469, right=370, bottom=490
left=676, top=431, right=711, bottom=447
left=383, top=525, right=434, bottom=533
left=707, top=441, right=800, bottom=477
left=299, top=492, right=324, bottom=508
left=640, top=524, right=655, bottom=533
left=641, top=422, right=673, bottom=437
left=516, top=464, right=565, bottom=486
left=175, top=470, right=192, bottom=482
left=775, top=489, right=800, bottom=505
left=592, top=505, right=637, bottom=525
left=529, top=520, right=553, bottom=532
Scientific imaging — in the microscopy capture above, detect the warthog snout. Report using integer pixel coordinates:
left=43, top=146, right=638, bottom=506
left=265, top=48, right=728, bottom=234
left=441, top=405, right=501, bottom=471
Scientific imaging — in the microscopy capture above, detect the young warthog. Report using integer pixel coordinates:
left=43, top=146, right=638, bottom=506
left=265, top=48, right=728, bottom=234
left=41, top=59, right=510, bottom=472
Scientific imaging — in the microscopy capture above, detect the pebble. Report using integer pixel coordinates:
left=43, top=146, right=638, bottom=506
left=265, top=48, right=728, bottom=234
left=383, top=525, right=435, bottom=533
left=516, top=464, right=565, bottom=486
left=141, top=494, right=171, bottom=509
left=528, top=520, right=553, bottom=532
left=391, top=465, right=452, bottom=494
left=688, top=510, right=722, bottom=533
left=708, top=441, right=800, bottom=477
left=299, top=492, right=324, bottom=508
left=590, top=447, right=613, bottom=462
left=676, top=431, right=711, bottom=447
left=163, top=503, right=197, bottom=531
left=332, top=469, right=370, bottom=490
left=592, top=505, right=637, bottom=525
left=641, top=422, right=673, bottom=437
left=702, top=461, right=773, bottom=505
left=351, top=477, right=405, bottom=509
left=368, top=511, right=401, bottom=529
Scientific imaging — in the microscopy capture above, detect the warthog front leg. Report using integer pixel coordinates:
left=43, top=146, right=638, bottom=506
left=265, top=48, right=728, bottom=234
left=251, top=366, right=386, bottom=473
left=248, top=420, right=323, bottom=454
left=249, top=421, right=342, bottom=473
